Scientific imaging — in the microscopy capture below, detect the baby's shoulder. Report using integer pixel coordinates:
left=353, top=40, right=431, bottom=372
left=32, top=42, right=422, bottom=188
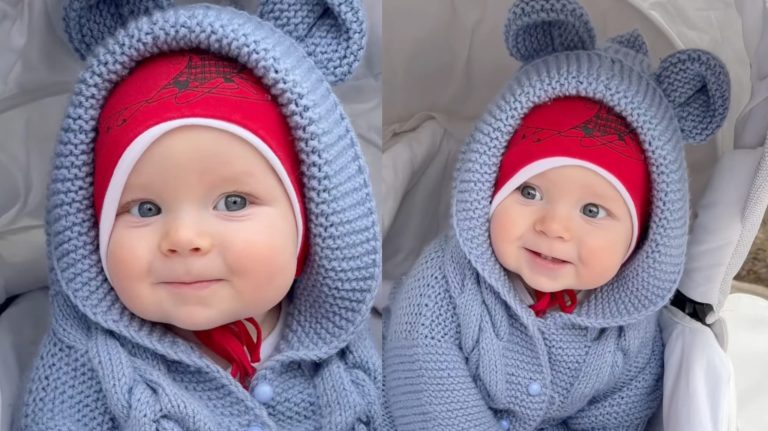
left=392, top=234, right=468, bottom=304
left=386, top=234, right=466, bottom=341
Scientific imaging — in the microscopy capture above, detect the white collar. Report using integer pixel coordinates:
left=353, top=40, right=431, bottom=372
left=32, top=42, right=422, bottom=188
left=257, top=305, right=285, bottom=363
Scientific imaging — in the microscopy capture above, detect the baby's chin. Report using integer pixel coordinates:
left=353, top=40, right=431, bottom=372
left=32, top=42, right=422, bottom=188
left=136, top=309, right=246, bottom=332
left=517, top=273, right=601, bottom=294
left=168, top=320, right=232, bottom=332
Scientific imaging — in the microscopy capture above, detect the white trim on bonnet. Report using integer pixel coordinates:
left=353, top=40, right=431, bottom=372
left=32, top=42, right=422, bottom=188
left=99, top=118, right=304, bottom=281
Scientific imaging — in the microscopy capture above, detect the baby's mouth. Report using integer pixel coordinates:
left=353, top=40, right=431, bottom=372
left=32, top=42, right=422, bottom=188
left=525, top=248, right=569, bottom=264
left=159, top=279, right=223, bottom=290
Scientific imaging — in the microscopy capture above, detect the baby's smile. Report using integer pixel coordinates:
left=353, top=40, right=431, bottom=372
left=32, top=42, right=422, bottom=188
left=524, top=248, right=570, bottom=265
left=157, top=279, right=223, bottom=290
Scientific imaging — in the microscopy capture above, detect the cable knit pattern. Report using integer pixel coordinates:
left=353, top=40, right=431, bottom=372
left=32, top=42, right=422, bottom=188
left=20, top=3, right=384, bottom=431
left=383, top=0, right=730, bottom=429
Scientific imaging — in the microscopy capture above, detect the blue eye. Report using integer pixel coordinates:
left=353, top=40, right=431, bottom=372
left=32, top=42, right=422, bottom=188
left=581, top=203, right=607, bottom=219
left=215, top=194, right=248, bottom=212
left=519, top=185, right=542, bottom=201
left=129, top=201, right=161, bottom=218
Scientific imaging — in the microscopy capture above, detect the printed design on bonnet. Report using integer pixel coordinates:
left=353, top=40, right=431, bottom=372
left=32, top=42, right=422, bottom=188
left=103, top=53, right=273, bottom=133
left=517, top=102, right=646, bottom=162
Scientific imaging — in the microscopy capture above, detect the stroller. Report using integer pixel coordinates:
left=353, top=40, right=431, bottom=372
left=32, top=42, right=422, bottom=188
left=0, top=0, right=766, bottom=430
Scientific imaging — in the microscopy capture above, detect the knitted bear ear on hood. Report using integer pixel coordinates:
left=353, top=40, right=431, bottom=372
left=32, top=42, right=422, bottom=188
left=504, top=0, right=729, bottom=146
left=503, top=0, right=596, bottom=63
left=606, top=29, right=649, bottom=56
left=654, top=49, right=730, bottom=144
left=63, top=0, right=365, bottom=84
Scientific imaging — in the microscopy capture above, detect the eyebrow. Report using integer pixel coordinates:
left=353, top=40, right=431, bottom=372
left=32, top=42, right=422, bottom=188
left=207, top=169, right=257, bottom=182
left=531, top=180, right=626, bottom=211
left=584, top=189, right=621, bottom=204
left=121, top=170, right=261, bottom=195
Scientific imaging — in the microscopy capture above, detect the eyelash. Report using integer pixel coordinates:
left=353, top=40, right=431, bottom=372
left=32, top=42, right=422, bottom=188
left=221, top=190, right=260, bottom=208
left=225, top=190, right=257, bottom=201
left=116, top=191, right=261, bottom=214
left=518, top=184, right=542, bottom=200
left=516, top=183, right=613, bottom=219
left=117, top=199, right=148, bottom=215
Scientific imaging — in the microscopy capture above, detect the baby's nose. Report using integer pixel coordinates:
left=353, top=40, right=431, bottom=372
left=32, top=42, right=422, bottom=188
left=160, top=222, right=212, bottom=256
left=534, top=211, right=571, bottom=240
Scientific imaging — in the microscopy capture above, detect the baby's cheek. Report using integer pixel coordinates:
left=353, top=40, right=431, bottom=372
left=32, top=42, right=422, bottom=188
left=489, top=226, right=508, bottom=265
left=579, top=239, right=624, bottom=286
left=107, top=230, right=141, bottom=282
left=228, top=225, right=296, bottom=280
left=106, top=229, right=152, bottom=299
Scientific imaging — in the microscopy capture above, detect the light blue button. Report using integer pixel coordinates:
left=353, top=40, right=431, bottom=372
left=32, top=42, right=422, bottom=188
left=527, top=382, right=542, bottom=396
left=246, top=426, right=263, bottom=431
left=252, top=382, right=274, bottom=404
left=499, top=418, right=510, bottom=430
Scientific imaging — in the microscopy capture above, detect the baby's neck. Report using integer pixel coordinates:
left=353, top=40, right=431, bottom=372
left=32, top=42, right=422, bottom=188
left=253, top=303, right=281, bottom=342
left=515, top=276, right=538, bottom=298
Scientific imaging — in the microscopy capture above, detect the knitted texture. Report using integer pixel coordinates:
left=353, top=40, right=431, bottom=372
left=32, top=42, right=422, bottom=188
left=385, top=237, right=662, bottom=430
left=259, top=0, right=366, bottom=84
left=383, top=0, right=730, bottom=429
left=63, top=0, right=366, bottom=84
left=20, top=3, right=383, bottom=431
left=63, top=0, right=173, bottom=61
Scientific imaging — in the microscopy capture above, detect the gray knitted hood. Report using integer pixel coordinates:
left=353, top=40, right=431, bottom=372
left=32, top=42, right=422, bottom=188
left=48, top=0, right=380, bottom=368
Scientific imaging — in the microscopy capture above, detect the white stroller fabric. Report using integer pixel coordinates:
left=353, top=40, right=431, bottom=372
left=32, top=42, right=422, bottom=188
left=716, top=3, right=768, bottom=427
left=0, top=0, right=381, bottom=429
left=380, top=1, right=767, bottom=430
left=678, top=0, right=768, bottom=321
left=0, top=1, right=79, bottom=425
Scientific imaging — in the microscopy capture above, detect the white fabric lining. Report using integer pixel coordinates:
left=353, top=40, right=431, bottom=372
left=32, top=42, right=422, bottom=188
left=679, top=143, right=768, bottom=322
left=716, top=136, right=768, bottom=318
left=651, top=305, right=734, bottom=431
left=257, top=304, right=284, bottom=363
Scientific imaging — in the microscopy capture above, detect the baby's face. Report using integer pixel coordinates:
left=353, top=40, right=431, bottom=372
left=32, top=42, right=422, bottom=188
left=490, top=165, right=633, bottom=293
left=106, top=125, right=297, bottom=331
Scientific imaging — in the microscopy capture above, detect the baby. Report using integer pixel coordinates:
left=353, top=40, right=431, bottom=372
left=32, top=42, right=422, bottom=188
left=20, top=2, right=383, bottom=431
left=489, top=97, right=650, bottom=320
left=383, top=0, right=729, bottom=429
